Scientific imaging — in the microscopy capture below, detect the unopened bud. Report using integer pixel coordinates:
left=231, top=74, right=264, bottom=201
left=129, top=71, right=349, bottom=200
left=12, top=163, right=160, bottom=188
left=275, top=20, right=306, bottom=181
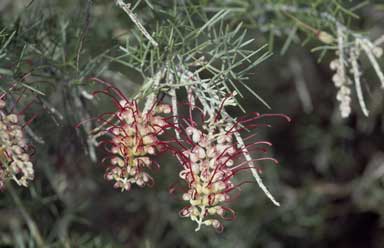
left=318, top=31, right=335, bottom=44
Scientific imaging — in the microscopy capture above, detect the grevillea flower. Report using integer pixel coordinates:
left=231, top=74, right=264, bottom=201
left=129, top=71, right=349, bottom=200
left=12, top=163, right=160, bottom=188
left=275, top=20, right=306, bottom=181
left=0, top=97, right=34, bottom=191
left=82, top=80, right=172, bottom=191
left=173, top=99, right=290, bottom=232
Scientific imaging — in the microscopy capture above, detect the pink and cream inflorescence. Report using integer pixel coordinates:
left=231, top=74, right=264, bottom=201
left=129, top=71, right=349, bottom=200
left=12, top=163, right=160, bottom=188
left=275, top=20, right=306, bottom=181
left=93, top=85, right=172, bottom=191
left=176, top=112, right=287, bottom=232
left=83, top=81, right=290, bottom=232
left=0, top=99, right=34, bottom=190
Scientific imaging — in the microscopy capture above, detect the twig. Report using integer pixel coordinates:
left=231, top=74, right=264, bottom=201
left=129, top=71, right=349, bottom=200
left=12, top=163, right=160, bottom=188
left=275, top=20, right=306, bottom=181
left=116, top=0, right=158, bottom=47
left=168, top=71, right=181, bottom=140
left=233, top=130, right=280, bottom=206
left=360, top=39, right=384, bottom=88
left=290, top=57, right=313, bottom=113
left=350, top=43, right=369, bottom=116
left=7, top=182, right=45, bottom=247
left=142, top=70, right=164, bottom=114
left=76, top=0, right=93, bottom=71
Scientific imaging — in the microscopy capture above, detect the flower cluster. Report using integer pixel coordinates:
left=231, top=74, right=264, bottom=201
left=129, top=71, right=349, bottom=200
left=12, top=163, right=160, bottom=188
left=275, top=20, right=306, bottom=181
left=330, top=58, right=352, bottom=118
left=93, top=86, right=172, bottom=191
left=0, top=99, right=34, bottom=191
left=175, top=114, right=284, bottom=232
left=82, top=81, right=289, bottom=232
left=329, top=24, right=384, bottom=118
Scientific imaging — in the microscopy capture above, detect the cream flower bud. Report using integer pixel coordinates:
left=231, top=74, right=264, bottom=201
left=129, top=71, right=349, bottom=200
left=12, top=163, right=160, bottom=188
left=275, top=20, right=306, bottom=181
left=7, top=114, right=18, bottom=123
left=142, top=135, right=155, bottom=145
left=318, top=31, right=335, bottom=44
left=330, top=59, right=339, bottom=70
left=111, top=157, right=125, bottom=167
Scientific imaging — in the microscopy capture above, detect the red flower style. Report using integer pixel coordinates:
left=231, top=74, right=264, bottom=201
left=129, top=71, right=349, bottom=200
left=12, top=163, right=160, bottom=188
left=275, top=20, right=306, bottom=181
left=82, top=79, right=173, bottom=191
left=173, top=101, right=290, bottom=232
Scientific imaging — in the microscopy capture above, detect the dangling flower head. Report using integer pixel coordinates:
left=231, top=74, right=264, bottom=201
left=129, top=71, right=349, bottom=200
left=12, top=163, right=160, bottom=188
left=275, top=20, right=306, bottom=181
left=82, top=79, right=172, bottom=191
left=172, top=95, right=290, bottom=232
left=0, top=94, right=35, bottom=191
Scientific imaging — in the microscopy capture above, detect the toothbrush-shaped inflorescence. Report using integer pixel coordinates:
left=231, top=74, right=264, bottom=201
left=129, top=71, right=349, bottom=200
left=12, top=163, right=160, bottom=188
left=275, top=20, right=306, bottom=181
left=174, top=100, right=290, bottom=232
left=84, top=81, right=172, bottom=191
left=0, top=98, right=34, bottom=191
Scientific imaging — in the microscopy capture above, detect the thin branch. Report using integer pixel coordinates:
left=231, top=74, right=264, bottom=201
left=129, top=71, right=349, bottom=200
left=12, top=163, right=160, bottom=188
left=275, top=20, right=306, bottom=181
left=350, top=43, right=369, bottom=116
left=7, top=183, right=45, bottom=247
left=233, top=130, right=280, bottom=206
left=116, top=0, right=158, bottom=47
left=76, top=0, right=93, bottom=71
